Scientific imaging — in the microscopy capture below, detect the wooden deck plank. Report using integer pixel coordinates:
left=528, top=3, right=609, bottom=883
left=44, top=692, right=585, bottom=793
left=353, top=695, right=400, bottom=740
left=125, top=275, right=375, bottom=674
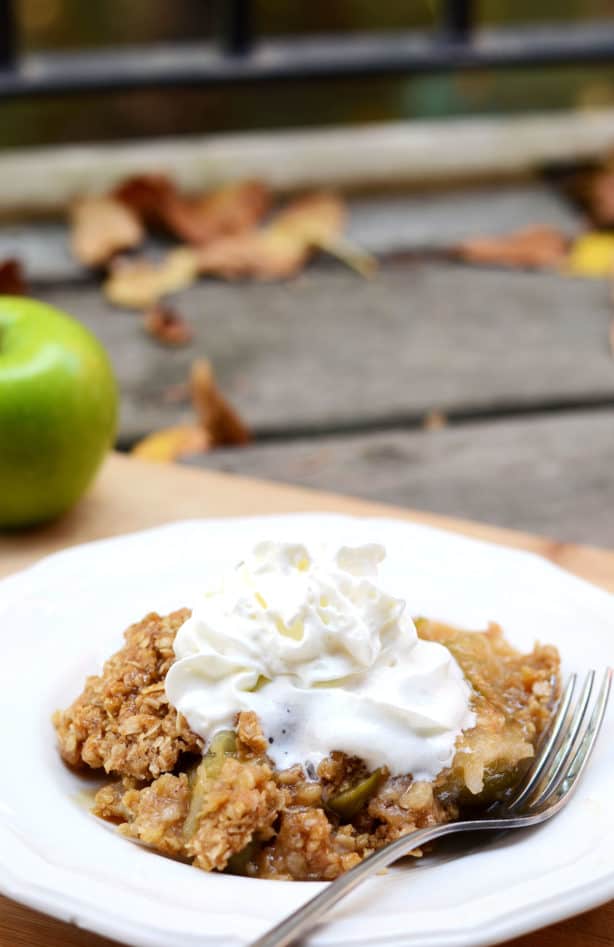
left=346, top=184, right=582, bottom=254
left=186, top=408, right=614, bottom=546
left=4, top=184, right=582, bottom=283
left=3, top=452, right=614, bottom=591
left=0, top=221, right=80, bottom=283
left=37, top=261, right=613, bottom=442
left=1, top=110, right=613, bottom=213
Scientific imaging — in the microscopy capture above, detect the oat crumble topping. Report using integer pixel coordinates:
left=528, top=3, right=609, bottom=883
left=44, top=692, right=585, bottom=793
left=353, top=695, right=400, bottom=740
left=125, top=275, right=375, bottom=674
left=54, top=609, right=560, bottom=881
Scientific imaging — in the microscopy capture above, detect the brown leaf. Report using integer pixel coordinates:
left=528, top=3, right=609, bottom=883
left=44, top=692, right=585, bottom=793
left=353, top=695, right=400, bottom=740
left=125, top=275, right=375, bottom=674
left=104, top=248, right=199, bottom=309
left=132, top=425, right=210, bottom=462
left=197, top=229, right=307, bottom=281
left=196, top=191, right=356, bottom=281
left=70, top=196, right=144, bottom=267
left=114, top=174, right=270, bottom=246
left=131, top=359, right=250, bottom=462
left=113, top=174, right=176, bottom=224
left=165, top=180, right=271, bottom=245
left=200, top=180, right=271, bottom=236
left=572, top=167, right=614, bottom=227
left=456, top=226, right=569, bottom=270
left=190, top=358, right=251, bottom=447
left=113, top=173, right=202, bottom=243
left=0, top=258, right=27, bottom=295
left=587, top=170, right=614, bottom=227
left=142, top=304, right=193, bottom=346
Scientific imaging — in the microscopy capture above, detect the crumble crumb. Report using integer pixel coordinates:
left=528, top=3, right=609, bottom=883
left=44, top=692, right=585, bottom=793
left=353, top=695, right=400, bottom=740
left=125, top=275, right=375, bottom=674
left=120, top=773, right=191, bottom=856
left=187, top=757, right=282, bottom=871
left=53, top=609, right=202, bottom=779
left=236, top=710, right=268, bottom=758
left=257, top=809, right=363, bottom=881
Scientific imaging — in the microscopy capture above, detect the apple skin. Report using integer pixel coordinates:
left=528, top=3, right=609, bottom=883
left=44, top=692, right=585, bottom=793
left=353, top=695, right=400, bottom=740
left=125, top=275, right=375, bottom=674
left=0, top=296, right=118, bottom=527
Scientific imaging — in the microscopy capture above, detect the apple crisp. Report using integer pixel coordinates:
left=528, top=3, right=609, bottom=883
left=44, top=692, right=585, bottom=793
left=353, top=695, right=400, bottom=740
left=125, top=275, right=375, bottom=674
left=54, top=609, right=560, bottom=881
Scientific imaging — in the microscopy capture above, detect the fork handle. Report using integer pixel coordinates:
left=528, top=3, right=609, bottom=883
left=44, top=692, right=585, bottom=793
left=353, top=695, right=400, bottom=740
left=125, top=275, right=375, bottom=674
left=249, top=817, right=510, bottom=947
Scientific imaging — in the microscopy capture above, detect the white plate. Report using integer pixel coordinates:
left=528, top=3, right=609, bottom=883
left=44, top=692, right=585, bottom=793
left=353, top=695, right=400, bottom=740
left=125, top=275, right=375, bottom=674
left=0, top=514, right=613, bottom=947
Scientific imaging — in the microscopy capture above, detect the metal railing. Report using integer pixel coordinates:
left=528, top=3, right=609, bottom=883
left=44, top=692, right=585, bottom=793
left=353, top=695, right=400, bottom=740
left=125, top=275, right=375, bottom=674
left=1, top=0, right=614, bottom=99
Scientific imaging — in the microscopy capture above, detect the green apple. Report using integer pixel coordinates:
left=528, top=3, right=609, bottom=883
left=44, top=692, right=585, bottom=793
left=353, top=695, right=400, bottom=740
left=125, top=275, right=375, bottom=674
left=0, top=296, right=118, bottom=527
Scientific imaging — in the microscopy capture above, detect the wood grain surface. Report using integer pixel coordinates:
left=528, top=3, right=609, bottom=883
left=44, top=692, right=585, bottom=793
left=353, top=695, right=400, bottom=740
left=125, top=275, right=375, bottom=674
left=1, top=452, right=612, bottom=947
left=191, top=408, right=614, bottom=546
left=36, top=262, right=614, bottom=443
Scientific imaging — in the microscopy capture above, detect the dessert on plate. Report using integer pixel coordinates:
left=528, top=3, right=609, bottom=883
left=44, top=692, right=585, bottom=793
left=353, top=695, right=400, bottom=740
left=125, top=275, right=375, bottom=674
left=53, top=542, right=560, bottom=881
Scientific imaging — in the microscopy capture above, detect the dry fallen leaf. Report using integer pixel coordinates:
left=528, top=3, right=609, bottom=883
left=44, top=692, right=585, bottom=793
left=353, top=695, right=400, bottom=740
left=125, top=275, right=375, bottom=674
left=70, top=196, right=144, bottom=267
left=142, top=304, right=193, bottom=346
left=585, top=170, right=614, bottom=227
left=567, top=233, right=614, bottom=277
left=104, top=248, right=199, bottom=309
left=113, top=174, right=176, bottom=224
left=114, top=173, right=206, bottom=244
left=132, top=358, right=250, bottom=462
left=271, top=192, right=377, bottom=278
left=456, top=227, right=569, bottom=269
left=0, top=258, right=27, bottom=295
left=112, top=183, right=372, bottom=281
left=200, top=180, right=271, bottom=236
left=132, top=425, right=210, bottom=462
left=197, top=191, right=375, bottom=280
left=114, top=175, right=270, bottom=246
left=271, top=192, right=346, bottom=245
left=165, top=180, right=271, bottom=245
left=569, top=162, right=614, bottom=228
left=191, top=358, right=251, bottom=446
left=197, top=229, right=307, bottom=280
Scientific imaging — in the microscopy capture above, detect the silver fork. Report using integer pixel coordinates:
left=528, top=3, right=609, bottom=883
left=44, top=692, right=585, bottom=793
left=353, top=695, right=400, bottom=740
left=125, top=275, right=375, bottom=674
left=250, top=668, right=612, bottom=947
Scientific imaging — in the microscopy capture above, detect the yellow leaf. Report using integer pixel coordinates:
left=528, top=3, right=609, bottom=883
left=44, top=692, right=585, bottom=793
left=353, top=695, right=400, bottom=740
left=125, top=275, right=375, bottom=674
left=131, top=425, right=209, bottom=462
left=567, top=233, right=614, bottom=277
left=104, top=247, right=199, bottom=308
left=270, top=192, right=346, bottom=245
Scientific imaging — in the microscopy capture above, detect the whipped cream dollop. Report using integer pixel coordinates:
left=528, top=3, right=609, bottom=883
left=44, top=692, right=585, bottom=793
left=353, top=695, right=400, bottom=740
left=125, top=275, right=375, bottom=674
left=165, top=542, right=474, bottom=779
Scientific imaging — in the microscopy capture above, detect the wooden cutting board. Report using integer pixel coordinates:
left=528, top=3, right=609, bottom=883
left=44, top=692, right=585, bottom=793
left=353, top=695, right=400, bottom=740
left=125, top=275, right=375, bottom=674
left=1, top=452, right=613, bottom=947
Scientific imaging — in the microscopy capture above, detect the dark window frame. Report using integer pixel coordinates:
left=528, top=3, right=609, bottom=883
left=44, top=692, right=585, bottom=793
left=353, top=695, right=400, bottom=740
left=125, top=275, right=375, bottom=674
left=1, top=0, right=614, bottom=99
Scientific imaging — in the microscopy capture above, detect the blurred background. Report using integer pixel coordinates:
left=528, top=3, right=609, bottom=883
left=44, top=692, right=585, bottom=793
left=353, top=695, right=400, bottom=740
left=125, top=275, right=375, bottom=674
left=5, top=0, right=614, bottom=147
left=2, top=1, right=614, bottom=548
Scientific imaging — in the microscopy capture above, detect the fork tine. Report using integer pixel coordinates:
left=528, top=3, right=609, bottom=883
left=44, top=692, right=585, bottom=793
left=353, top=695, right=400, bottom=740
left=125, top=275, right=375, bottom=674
left=508, top=673, right=576, bottom=812
left=548, top=668, right=613, bottom=802
left=525, top=670, right=597, bottom=810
